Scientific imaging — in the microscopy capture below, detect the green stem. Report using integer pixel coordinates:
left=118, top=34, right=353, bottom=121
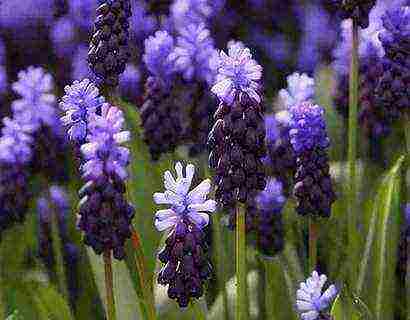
left=263, top=260, right=276, bottom=320
left=402, top=115, right=410, bottom=320
left=308, top=219, right=318, bottom=272
left=213, top=212, right=229, bottom=320
left=348, top=18, right=359, bottom=294
left=236, top=204, right=247, bottom=320
left=103, top=250, right=117, bottom=320
left=50, top=205, right=69, bottom=300
left=191, top=301, right=206, bottom=320
left=130, top=227, right=156, bottom=320
left=0, top=268, right=4, bottom=319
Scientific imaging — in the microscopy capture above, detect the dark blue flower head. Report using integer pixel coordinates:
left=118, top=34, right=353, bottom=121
left=0, top=117, right=34, bottom=165
left=211, top=41, right=263, bottom=105
left=60, top=78, right=105, bottom=143
left=11, top=67, right=57, bottom=131
left=296, top=271, right=338, bottom=320
left=143, top=30, right=176, bottom=82
left=289, top=102, right=330, bottom=155
left=81, top=105, right=131, bottom=181
left=379, top=6, right=410, bottom=61
left=279, top=72, right=315, bottom=109
left=171, top=23, right=217, bottom=85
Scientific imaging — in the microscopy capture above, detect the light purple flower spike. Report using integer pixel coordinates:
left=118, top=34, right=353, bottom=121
left=211, top=41, right=262, bottom=106
left=153, top=162, right=216, bottom=232
left=279, top=72, right=315, bottom=108
left=296, top=271, right=338, bottom=320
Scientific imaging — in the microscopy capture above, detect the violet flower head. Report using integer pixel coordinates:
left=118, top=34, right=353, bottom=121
left=170, top=0, right=213, bottom=28
left=68, top=0, right=99, bottom=31
left=154, top=162, right=215, bottom=307
left=296, top=271, right=338, bottom=320
left=379, top=6, right=410, bottom=61
left=60, top=78, right=105, bottom=143
left=119, top=64, right=141, bottom=99
left=211, top=41, right=263, bottom=105
left=171, top=23, right=217, bottom=85
left=289, top=102, right=330, bottom=154
left=51, top=17, right=77, bottom=58
left=153, top=162, right=216, bottom=231
left=254, top=178, right=286, bottom=255
left=289, top=102, right=335, bottom=217
left=81, top=105, right=131, bottom=181
left=0, top=117, right=34, bottom=165
left=143, top=30, right=176, bottom=82
left=11, top=67, right=56, bottom=131
left=279, top=72, right=315, bottom=109
left=129, top=0, right=157, bottom=41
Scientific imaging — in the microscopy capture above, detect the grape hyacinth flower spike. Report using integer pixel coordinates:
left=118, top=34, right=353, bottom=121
left=154, top=162, right=216, bottom=308
left=0, top=117, right=33, bottom=237
left=140, top=30, right=183, bottom=160
left=375, top=6, right=410, bottom=115
left=296, top=271, right=338, bottom=320
left=208, top=41, right=266, bottom=226
left=60, top=78, right=106, bottom=145
left=77, top=104, right=135, bottom=260
left=252, top=178, right=286, bottom=256
left=88, top=0, right=132, bottom=87
left=289, top=102, right=336, bottom=217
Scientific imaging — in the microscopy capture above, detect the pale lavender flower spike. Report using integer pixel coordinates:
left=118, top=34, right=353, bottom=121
left=81, top=105, right=131, bottom=181
left=279, top=72, right=315, bottom=108
left=211, top=40, right=263, bottom=106
left=296, top=271, right=338, bottom=320
left=153, top=162, right=216, bottom=232
left=11, top=66, right=56, bottom=131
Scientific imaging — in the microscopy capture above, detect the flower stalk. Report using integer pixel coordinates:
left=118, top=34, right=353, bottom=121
left=348, top=19, right=359, bottom=294
left=130, top=227, right=156, bottom=320
left=103, top=250, right=117, bottom=320
left=308, top=218, right=318, bottom=272
left=236, top=204, right=247, bottom=320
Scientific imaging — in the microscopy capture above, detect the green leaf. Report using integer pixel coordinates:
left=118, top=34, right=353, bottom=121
left=356, top=156, right=404, bottom=297
left=374, top=157, right=404, bottom=320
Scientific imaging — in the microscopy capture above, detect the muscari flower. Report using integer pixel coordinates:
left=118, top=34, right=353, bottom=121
left=170, top=0, right=214, bottom=28
left=208, top=41, right=266, bottom=228
left=153, top=162, right=216, bottom=231
left=60, top=78, right=106, bottom=144
left=289, top=101, right=336, bottom=217
left=11, top=67, right=57, bottom=131
left=77, top=105, right=134, bottom=260
left=0, top=66, right=7, bottom=96
left=67, top=0, right=99, bottom=31
left=154, top=162, right=216, bottom=307
left=252, top=178, right=285, bottom=255
left=0, top=117, right=33, bottom=236
left=264, top=111, right=296, bottom=194
left=279, top=72, right=315, bottom=108
left=143, top=30, right=176, bottom=83
left=211, top=41, right=262, bottom=106
left=296, top=271, right=338, bottom=320
left=72, top=45, right=93, bottom=81
left=171, top=23, right=217, bottom=85
left=119, top=64, right=141, bottom=101
left=81, top=105, right=131, bottom=181
left=88, top=0, right=132, bottom=87
left=50, top=17, right=77, bottom=58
